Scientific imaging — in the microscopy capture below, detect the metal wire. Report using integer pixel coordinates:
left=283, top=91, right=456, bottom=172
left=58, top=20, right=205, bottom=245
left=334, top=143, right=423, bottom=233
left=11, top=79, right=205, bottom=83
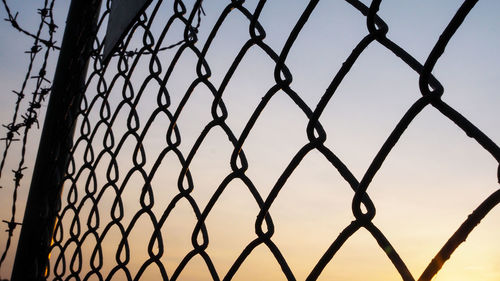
left=0, top=0, right=58, bottom=279
left=33, top=0, right=500, bottom=280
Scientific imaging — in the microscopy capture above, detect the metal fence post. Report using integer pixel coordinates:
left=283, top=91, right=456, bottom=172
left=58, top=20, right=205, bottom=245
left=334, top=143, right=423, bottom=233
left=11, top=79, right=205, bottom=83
left=10, top=0, right=102, bottom=280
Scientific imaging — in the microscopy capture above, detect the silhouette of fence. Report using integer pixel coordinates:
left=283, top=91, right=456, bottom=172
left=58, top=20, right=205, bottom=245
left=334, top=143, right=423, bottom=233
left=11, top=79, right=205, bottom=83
left=10, top=0, right=500, bottom=280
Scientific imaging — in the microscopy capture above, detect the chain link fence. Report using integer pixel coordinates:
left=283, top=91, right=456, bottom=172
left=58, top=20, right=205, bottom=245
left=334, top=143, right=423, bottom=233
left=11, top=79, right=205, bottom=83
left=2, top=0, right=500, bottom=280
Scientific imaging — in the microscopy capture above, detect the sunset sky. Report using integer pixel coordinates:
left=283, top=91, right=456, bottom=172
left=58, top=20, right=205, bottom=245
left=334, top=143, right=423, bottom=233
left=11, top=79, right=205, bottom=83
left=0, top=0, right=499, bottom=280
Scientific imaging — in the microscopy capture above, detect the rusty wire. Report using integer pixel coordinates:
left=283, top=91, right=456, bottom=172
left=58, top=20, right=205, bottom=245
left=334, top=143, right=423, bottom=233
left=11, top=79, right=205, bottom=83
left=40, top=0, right=500, bottom=280
left=0, top=0, right=58, bottom=278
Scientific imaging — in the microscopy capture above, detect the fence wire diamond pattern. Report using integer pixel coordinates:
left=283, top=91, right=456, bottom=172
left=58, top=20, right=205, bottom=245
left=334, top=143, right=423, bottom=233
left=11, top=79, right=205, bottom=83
left=47, top=0, right=499, bottom=280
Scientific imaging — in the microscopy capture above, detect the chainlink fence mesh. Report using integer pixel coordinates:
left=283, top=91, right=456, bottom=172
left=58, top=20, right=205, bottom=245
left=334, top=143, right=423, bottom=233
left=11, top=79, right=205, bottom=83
left=35, top=0, right=500, bottom=280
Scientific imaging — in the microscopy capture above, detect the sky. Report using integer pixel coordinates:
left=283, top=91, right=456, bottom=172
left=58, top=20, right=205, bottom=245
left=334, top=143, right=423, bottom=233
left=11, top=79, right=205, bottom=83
left=0, top=0, right=499, bottom=280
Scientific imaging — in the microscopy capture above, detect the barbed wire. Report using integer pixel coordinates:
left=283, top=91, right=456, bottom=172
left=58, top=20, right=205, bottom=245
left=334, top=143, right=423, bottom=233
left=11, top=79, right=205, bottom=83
left=107, top=3, right=205, bottom=60
left=1, top=0, right=59, bottom=50
left=0, top=0, right=58, bottom=279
